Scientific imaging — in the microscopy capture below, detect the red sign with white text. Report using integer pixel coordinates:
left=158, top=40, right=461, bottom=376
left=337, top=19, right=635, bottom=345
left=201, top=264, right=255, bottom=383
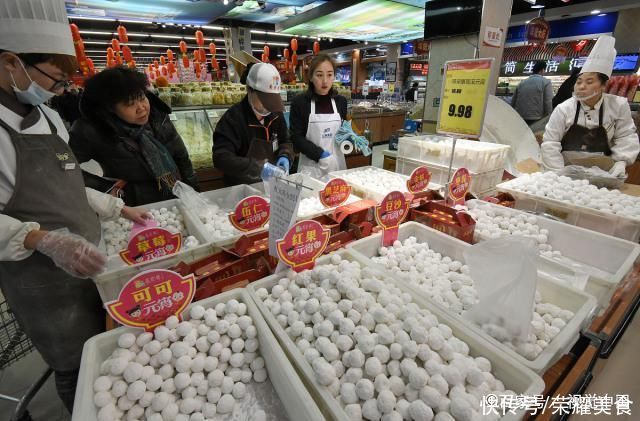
left=375, top=191, right=409, bottom=246
left=120, top=227, right=182, bottom=266
left=276, top=220, right=330, bottom=272
left=105, top=269, right=196, bottom=331
left=319, top=178, right=352, bottom=208
left=447, top=168, right=471, bottom=206
left=406, top=166, right=432, bottom=194
left=228, top=195, right=270, bottom=231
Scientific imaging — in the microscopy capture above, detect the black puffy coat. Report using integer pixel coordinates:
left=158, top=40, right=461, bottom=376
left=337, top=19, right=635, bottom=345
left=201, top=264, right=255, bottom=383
left=69, top=92, right=199, bottom=206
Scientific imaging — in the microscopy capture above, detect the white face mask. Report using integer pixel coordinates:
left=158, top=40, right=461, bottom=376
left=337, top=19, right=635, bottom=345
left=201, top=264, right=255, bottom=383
left=10, top=59, right=56, bottom=106
left=249, top=91, right=271, bottom=117
left=573, top=86, right=602, bottom=102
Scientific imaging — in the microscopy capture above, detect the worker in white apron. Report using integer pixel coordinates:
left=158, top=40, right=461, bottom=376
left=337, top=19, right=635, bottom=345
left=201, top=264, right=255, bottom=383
left=291, top=54, right=349, bottom=179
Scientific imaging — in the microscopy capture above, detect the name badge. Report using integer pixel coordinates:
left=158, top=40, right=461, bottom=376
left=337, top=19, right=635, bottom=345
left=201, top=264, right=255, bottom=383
left=64, top=163, right=76, bottom=171
left=272, top=133, right=278, bottom=152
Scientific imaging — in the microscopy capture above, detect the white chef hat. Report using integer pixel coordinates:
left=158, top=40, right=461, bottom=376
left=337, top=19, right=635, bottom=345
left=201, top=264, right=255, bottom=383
left=0, top=0, right=75, bottom=56
left=580, top=35, right=616, bottom=78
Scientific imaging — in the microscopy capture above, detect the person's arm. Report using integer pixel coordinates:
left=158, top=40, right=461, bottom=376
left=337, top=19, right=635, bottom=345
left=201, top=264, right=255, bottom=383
left=68, top=120, right=94, bottom=164
left=85, top=188, right=125, bottom=221
left=511, top=86, right=518, bottom=108
left=0, top=214, right=40, bottom=261
left=337, top=96, right=349, bottom=121
left=610, top=99, right=640, bottom=165
left=162, top=117, right=200, bottom=191
left=540, top=106, right=570, bottom=170
left=543, top=80, right=553, bottom=117
left=212, top=114, right=264, bottom=184
left=290, top=96, right=324, bottom=162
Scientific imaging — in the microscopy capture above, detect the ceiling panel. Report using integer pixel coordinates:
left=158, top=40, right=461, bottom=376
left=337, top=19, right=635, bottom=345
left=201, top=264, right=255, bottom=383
left=282, top=0, right=424, bottom=43
left=222, top=1, right=326, bottom=24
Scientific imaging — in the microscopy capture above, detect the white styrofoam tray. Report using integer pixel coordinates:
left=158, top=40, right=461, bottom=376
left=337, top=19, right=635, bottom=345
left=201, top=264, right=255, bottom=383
left=467, top=200, right=640, bottom=308
left=100, top=199, right=208, bottom=272
left=327, top=166, right=443, bottom=202
left=496, top=179, right=640, bottom=242
left=72, top=288, right=324, bottom=421
left=397, top=136, right=511, bottom=173
left=346, top=222, right=597, bottom=374
left=247, top=249, right=544, bottom=421
left=395, top=157, right=504, bottom=194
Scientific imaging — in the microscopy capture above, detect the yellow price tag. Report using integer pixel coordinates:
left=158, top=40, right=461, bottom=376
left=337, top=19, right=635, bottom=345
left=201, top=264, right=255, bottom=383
left=437, top=58, right=493, bottom=138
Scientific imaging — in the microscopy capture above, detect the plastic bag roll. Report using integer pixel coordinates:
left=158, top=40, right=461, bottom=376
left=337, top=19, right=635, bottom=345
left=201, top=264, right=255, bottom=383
left=340, top=141, right=354, bottom=155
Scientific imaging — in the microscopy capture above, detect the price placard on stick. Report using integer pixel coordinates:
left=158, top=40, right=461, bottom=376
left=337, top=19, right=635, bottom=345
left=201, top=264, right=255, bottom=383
left=437, top=58, right=493, bottom=138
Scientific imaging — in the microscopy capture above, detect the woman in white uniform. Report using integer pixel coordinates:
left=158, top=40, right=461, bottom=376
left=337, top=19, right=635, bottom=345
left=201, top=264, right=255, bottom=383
left=541, top=35, right=639, bottom=177
left=290, top=54, right=349, bottom=178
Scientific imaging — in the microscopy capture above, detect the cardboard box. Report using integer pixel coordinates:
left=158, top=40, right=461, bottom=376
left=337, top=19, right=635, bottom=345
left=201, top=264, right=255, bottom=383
left=410, top=201, right=476, bottom=243
left=482, top=192, right=516, bottom=208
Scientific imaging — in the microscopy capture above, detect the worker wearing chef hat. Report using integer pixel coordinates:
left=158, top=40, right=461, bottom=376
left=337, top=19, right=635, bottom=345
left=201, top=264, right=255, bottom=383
left=0, top=0, right=148, bottom=415
left=541, top=35, right=639, bottom=180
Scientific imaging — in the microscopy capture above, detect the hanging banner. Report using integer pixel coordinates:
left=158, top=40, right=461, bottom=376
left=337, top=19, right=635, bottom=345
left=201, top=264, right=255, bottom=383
left=320, top=178, right=352, bottom=208
left=446, top=168, right=472, bottom=207
left=120, top=227, right=182, bottom=266
left=406, top=166, right=432, bottom=194
left=276, top=220, right=330, bottom=272
left=526, top=17, right=550, bottom=46
left=228, top=196, right=270, bottom=232
left=106, top=269, right=196, bottom=331
left=375, top=191, right=409, bottom=247
left=437, top=58, right=493, bottom=139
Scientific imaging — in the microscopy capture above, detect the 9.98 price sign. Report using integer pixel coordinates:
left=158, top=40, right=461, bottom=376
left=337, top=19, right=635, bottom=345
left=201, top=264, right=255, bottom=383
left=437, top=58, right=493, bottom=138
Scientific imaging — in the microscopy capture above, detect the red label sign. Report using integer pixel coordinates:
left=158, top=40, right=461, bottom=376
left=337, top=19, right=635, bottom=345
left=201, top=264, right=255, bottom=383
left=106, top=269, right=196, bottom=331
left=319, top=178, right=352, bottom=208
left=406, top=166, right=432, bottom=194
left=276, top=220, right=330, bottom=272
left=375, top=191, right=409, bottom=246
left=447, top=168, right=471, bottom=206
left=526, top=17, right=550, bottom=46
left=228, top=195, right=270, bottom=232
left=120, top=227, right=182, bottom=266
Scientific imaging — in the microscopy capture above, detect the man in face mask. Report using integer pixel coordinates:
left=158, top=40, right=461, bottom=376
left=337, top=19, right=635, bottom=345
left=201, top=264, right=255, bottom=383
left=541, top=35, right=639, bottom=178
left=212, top=62, right=295, bottom=186
left=0, top=1, right=149, bottom=417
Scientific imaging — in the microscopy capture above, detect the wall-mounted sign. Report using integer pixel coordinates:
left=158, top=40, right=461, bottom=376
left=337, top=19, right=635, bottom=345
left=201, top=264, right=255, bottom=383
left=409, top=62, right=429, bottom=76
left=501, top=53, right=639, bottom=77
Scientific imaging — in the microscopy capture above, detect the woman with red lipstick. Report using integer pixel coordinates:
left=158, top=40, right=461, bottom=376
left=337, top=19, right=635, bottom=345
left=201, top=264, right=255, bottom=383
left=69, top=67, right=199, bottom=206
left=290, top=54, right=349, bottom=178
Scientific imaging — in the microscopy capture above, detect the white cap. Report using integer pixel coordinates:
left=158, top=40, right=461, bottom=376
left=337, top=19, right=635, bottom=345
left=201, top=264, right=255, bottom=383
left=580, top=35, right=616, bottom=78
left=246, top=63, right=283, bottom=112
left=0, top=0, right=75, bottom=56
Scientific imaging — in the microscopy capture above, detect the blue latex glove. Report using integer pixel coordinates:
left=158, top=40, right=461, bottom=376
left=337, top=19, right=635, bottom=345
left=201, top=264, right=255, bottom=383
left=320, top=150, right=331, bottom=159
left=335, top=121, right=372, bottom=157
left=276, top=156, right=290, bottom=174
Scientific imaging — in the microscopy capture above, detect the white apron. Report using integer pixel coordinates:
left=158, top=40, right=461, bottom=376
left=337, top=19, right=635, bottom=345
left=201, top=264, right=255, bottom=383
left=298, top=98, right=346, bottom=179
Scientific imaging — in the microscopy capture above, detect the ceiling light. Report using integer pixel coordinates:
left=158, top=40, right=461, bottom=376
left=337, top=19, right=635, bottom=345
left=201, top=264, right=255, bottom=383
left=162, top=24, right=166, bottom=28
left=119, top=19, right=154, bottom=24
left=165, top=23, right=175, bottom=26
left=364, top=41, right=368, bottom=45
left=224, top=0, right=229, bottom=4
left=329, top=38, right=333, bottom=42
left=79, top=30, right=113, bottom=35
left=251, top=41, right=288, bottom=46
left=531, top=1, right=545, bottom=9
left=590, top=10, right=601, bottom=14
left=598, top=13, right=607, bottom=16
left=68, top=15, right=114, bottom=22
left=457, top=6, right=462, bottom=10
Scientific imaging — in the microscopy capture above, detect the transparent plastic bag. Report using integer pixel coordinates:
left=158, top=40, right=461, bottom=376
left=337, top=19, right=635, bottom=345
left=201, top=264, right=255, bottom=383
left=559, top=165, right=625, bottom=189
left=462, top=237, right=538, bottom=343
left=172, top=181, right=210, bottom=216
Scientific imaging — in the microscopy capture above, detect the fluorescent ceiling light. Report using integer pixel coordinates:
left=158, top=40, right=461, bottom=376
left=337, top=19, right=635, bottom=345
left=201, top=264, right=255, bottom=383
left=251, top=41, right=288, bottom=46
left=202, top=25, right=224, bottom=31
left=119, top=19, right=153, bottom=24
left=69, top=15, right=114, bottom=22
left=598, top=13, right=607, bottom=16
left=590, top=10, right=601, bottom=14
left=79, top=30, right=113, bottom=35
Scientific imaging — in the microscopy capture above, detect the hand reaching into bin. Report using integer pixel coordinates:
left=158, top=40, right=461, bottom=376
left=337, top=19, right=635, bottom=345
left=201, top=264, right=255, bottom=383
left=32, top=229, right=107, bottom=279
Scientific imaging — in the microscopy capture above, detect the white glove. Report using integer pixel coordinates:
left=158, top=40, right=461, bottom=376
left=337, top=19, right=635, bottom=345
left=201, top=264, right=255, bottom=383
left=36, top=229, right=107, bottom=279
left=318, top=151, right=332, bottom=171
left=609, top=161, right=627, bottom=179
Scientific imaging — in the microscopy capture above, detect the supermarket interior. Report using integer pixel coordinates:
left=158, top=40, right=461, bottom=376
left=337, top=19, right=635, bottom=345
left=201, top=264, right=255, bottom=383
left=1, top=0, right=640, bottom=420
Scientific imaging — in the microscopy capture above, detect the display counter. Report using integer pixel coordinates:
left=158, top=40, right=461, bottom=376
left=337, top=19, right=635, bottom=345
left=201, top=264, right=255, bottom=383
left=351, top=108, right=407, bottom=145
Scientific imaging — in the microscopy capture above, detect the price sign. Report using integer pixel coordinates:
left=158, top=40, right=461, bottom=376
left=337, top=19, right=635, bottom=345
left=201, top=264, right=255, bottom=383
left=375, top=191, right=409, bottom=247
left=437, top=58, right=493, bottom=138
left=228, top=195, right=270, bottom=232
left=319, top=178, right=352, bottom=208
left=276, top=220, right=330, bottom=272
left=362, top=83, right=369, bottom=97
left=106, top=269, right=196, bottom=331
left=406, top=166, right=432, bottom=194
left=120, top=227, right=182, bottom=266
left=446, top=168, right=472, bottom=206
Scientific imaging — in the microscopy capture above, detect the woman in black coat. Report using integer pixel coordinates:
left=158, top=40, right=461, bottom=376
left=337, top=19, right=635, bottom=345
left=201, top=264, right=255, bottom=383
left=69, top=67, right=199, bottom=206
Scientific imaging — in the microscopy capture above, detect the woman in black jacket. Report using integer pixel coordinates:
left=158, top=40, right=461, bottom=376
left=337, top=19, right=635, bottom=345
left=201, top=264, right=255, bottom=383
left=290, top=54, right=348, bottom=178
left=69, top=67, right=199, bottom=206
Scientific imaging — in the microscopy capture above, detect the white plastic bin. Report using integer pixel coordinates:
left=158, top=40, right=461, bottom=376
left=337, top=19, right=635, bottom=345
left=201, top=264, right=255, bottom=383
left=328, top=165, right=443, bottom=202
left=397, top=136, right=510, bottom=173
left=100, top=199, right=209, bottom=274
left=247, top=250, right=544, bottom=421
left=72, top=289, right=324, bottom=421
left=395, top=157, right=504, bottom=194
left=467, top=200, right=640, bottom=308
left=497, top=180, right=640, bottom=242
left=346, top=222, right=597, bottom=373
left=294, top=175, right=362, bottom=219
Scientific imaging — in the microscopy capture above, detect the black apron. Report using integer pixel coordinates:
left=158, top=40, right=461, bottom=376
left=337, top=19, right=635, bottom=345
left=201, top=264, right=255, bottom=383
left=560, top=101, right=614, bottom=170
left=0, top=109, right=105, bottom=372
